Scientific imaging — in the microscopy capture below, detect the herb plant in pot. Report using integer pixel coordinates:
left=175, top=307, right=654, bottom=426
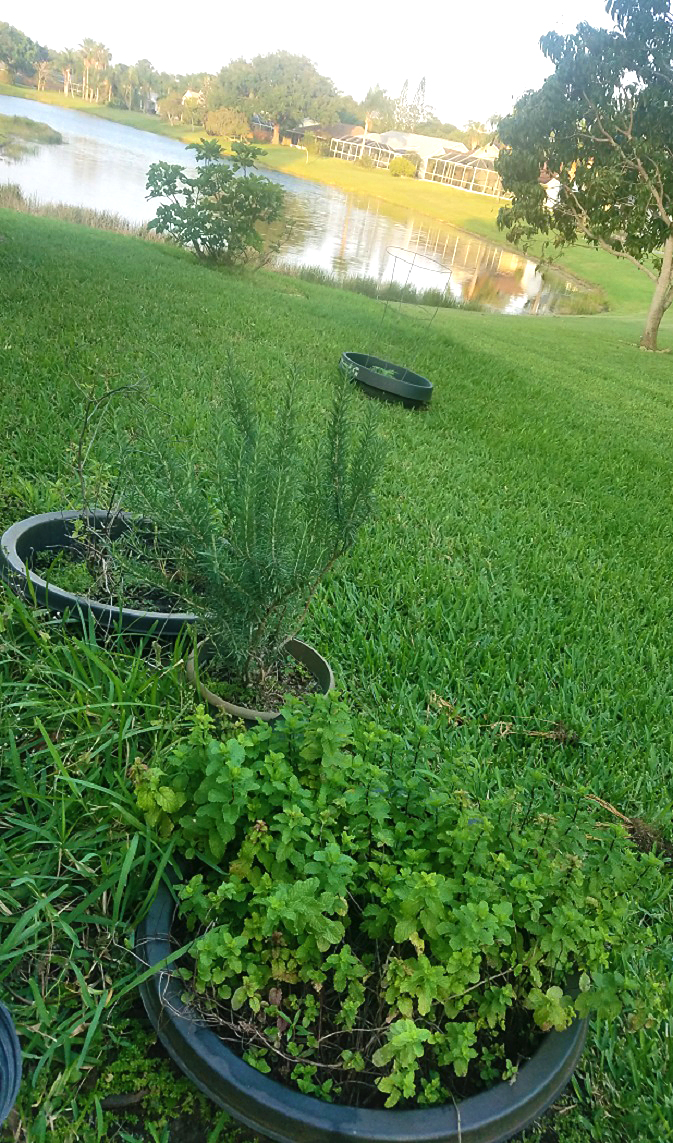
left=134, top=698, right=666, bottom=1143
left=0, top=384, right=197, bottom=636
left=129, top=366, right=383, bottom=721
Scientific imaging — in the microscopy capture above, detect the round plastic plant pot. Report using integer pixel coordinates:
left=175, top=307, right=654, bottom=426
left=0, top=510, right=197, bottom=636
left=0, top=1003, right=21, bottom=1127
left=185, top=637, right=335, bottom=723
left=136, top=882, right=587, bottom=1143
left=340, top=351, right=433, bottom=408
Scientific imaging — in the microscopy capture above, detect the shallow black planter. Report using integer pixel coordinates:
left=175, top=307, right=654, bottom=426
left=340, top=351, right=433, bottom=408
left=0, top=1003, right=21, bottom=1127
left=0, top=510, right=196, bottom=636
left=185, top=637, right=334, bottom=723
left=137, top=883, right=587, bottom=1143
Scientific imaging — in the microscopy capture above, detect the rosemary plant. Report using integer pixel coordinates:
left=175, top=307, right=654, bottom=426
left=130, top=364, right=383, bottom=685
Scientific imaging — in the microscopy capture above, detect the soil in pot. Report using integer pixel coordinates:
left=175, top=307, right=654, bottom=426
left=197, top=649, right=320, bottom=713
left=30, top=526, right=194, bottom=615
left=168, top=912, right=545, bottom=1110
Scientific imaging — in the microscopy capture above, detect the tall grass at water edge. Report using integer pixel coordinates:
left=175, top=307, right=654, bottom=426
left=0, top=184, right=161, bottom=239
left=277, top=261, right=461, bottom=309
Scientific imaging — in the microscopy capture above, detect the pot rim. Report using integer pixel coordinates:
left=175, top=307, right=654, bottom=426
left=340, top=351, right=433, bottom=396
left=0, top=1002, right=21, bottom=1127
left=137, top=882, right=587, bottom=1143
left=0, top=509, right=197, bottom=625
left=185, top=636, right=335, bottom=722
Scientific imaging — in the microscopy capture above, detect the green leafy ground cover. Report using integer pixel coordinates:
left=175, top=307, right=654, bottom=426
left=1, top=210, right=673, bottom=1140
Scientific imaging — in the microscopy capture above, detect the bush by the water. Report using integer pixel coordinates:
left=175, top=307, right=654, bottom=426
left=204, top=107, right=251, bottom=140
left=389, top=156, right=417, bottom=178
left=146, top=138, right=285, bottom=265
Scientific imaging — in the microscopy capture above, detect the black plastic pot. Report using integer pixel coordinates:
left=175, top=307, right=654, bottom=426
left=340, top=351, right=433, bottom=408
left=0, top=510, right=197, bottom=636
left=0, top=1003, right=21, bottom=1126
left=185, top=637, right=334, bottom=723
left=137, top=883, right=587, bottom=1143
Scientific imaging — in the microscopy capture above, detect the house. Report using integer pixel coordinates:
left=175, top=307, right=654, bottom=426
left=378, top=131, right=468, bottom=178
left=425, top=144, right=503, bottom=197
left=283, top=122, right=362, bottom=147
left=328, top=128, right=503, bottom=195
left=181, top=89, right=204, bottom=105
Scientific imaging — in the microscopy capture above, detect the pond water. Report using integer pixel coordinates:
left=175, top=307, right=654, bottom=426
left=0, top=94, right=566, bottom=314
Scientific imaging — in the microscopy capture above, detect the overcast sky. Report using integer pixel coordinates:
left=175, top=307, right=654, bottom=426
left=8, top=0, right=613, bottom=125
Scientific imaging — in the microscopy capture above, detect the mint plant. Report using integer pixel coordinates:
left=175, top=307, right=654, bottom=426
left=134, top=695, right=668, bottom=1109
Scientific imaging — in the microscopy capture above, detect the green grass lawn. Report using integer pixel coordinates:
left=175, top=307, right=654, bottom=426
left=1, top=211, right=672, bottom=1141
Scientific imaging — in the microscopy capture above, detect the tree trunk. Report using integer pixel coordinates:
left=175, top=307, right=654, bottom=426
left=272, top=123, right=280, bottom=145
left=641, top=233, right=673, bottom=350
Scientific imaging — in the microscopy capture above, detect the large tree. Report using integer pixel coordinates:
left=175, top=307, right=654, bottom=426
left=497, top=0, right=673, bottom=350
left=0, top=22, right=47, bottom=81
left=211, top=52, right=338, bottom=144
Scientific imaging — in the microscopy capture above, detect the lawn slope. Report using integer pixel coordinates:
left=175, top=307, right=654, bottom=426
left=0, top=211, right=672, bottom=1142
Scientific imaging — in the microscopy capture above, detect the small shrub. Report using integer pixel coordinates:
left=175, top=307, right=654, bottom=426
left=146, top=138, right=285, bottom=266
left=357, top=154, right=376, bottom=169
left=389, top=156, right=417, bottom=178
left=205, top=108, right=251, bottom=140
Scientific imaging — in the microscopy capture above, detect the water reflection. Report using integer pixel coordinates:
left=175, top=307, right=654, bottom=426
left=0, top=93, right=564, bottom=314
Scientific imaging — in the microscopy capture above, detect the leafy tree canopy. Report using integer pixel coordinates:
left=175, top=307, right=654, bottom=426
left=0, top=21, right=47, bottom=78
left=209, top=52, right=338, bottom=140
left=497, top=0, right=673, bottom=349
left=361, top=85, right=395, bottom=131
left=415, top=117, right=460, bottom=140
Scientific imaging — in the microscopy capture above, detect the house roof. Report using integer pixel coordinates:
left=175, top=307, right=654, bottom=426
left=310, top=123, right=364, bottom=140
left=433, top=144, right=500, bottom=170
left=379, top=131, right=469, bottom=160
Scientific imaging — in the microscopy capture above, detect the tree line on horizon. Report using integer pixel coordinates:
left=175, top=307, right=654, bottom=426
left=0, top=20, right=498, bottom=149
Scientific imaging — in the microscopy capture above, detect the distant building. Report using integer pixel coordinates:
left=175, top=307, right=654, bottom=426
left=328, top=128, right=503, bottom=196
left=283, top=122, right=362, bottom=146
left=425, top=143, right=503, bottom=197
left=181, top=89, right=204, bottom=105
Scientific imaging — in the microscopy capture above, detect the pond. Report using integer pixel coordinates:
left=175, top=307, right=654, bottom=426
left=0, top=94, right=568, bottom=314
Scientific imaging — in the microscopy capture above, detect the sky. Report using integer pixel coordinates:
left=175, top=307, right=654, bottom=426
left=7, top=0, right=614, bottom=126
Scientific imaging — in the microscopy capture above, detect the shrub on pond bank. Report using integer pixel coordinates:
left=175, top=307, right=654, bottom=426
left=389, top=156, right=417, bottom=178
left=146, top=138, right=285, bottom=266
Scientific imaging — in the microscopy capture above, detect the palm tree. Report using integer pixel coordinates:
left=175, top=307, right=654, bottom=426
left=56, top=49, right=78, bottom=97
left=91, top=43, right=111, bottom=102
left=36, top=56, right=51, bottom=92
left=79, top=38, right=98, bottom=102
left=465, top=120, right=487, bottom=149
